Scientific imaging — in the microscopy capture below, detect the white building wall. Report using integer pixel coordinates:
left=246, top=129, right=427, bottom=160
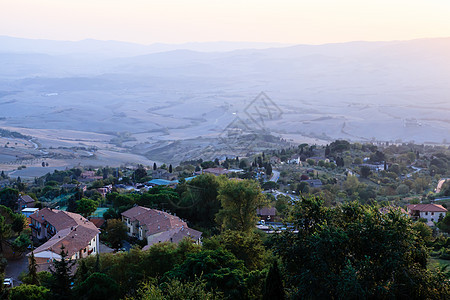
left=419, top=211, right=446, bottom=223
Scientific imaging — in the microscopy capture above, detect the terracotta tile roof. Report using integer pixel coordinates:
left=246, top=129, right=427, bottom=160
left=30, top=208, right=77, bottom=231
left=406, top=204, right=447, bottom=213
left=122, top=206, right=187, bottom=236
left=122, top=206, right=201, bottom=240
left=90, top=217, right=106, bottom=228
left=379, top=206, right=407, bottom=214
left=29, top=209, right=99, bottom=257
left=20, top=195, right=35, bottom=203
left=143, top=227, right=202, bottom=250
left=202, top=168, right=229, bottom=176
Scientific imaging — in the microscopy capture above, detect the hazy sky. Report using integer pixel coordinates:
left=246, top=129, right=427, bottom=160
left=2, top=0, right=450, bottom=44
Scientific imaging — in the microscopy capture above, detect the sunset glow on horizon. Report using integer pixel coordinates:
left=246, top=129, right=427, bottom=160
left=1, top=0, right=450, bottom=44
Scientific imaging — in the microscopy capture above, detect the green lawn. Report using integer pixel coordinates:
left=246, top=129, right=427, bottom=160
left=428, top=257, right=450, bottom=271
left=90, top=207, right=109, bottom=217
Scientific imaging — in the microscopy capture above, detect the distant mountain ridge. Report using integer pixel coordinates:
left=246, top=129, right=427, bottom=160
left=0, top=35, right=292, bottom=57
left=0, top=35, right=449, bottom=148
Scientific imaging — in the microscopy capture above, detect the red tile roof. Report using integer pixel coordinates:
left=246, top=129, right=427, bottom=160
left=20, top=195, right=35, bottom=203
left=406, top=204, right=447, bottom=213
left=122, top=206, right=187, bottom=236
left=379, top=206, right=407, bottom=214
left=202, top=168, right=229, bottom=176
left=143, top=227, right=202, bottom=250
left=29, top=209, right=99, bottom=257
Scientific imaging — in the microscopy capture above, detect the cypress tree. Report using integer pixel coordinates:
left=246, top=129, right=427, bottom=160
left=50, top=245, right=75, bottom=300
left=263, top=261, right=285, bottom=300
left=94, top=253, right=100, bottom=273
left=28, top=250, right=39, bottom=285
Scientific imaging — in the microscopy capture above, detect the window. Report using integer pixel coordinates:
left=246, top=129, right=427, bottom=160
left=425, top=212, right=428, bottom=215
left=431, top=212, right=434, bottom=216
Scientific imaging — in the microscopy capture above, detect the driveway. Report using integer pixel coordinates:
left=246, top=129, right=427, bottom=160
left=99, top=242, right=114, bottom=254
left=4, top=252, right=30, bottom=286
left=269, top=170, right=280, bottom=182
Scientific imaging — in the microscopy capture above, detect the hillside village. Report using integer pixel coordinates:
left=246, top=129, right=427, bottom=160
left=0, top=139, right=449, bottom=298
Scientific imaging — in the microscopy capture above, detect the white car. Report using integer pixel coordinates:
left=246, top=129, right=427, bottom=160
left=3, top=278, right=13, bottom=288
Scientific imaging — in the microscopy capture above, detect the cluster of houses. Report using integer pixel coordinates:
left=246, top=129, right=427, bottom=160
left=23, top=204, right=202, bottom=272
left=28, top=208, right=100, bottom=271
left=121, top=206, right=202, bottom=250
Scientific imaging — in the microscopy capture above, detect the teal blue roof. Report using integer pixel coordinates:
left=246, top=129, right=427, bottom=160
left=148, top=179, right=177, bottom=185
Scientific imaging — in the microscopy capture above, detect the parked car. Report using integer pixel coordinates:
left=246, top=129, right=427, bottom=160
left=3, top=278, right=13, bottom=288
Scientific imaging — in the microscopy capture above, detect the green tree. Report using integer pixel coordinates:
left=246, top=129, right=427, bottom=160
left=76, top=198, right=98, bottom=218
left=178, top=174, right=224, bottom=229
left=49, top=245, right=75, bottom=300
left=296, top=182, right=310, bottom=194
left=28, top=250, right=39, bottom=285
left=438, top=214, right=450, bottom=233
left=0, top=215, right=11, bottom=253
left=73, top=272, right=120, bottom=300
left=265, top=163, right=272, bottom=176
left=130, top=277, right=221, bottom=300
left=11, top=233, right=31, bottom=256
left=74, top=259, right=90, bottom=286
left=105, top=219, right=127, bottom=250
left=11, top=213, right=26, bottom=233
left=133, top=165, right=148, bottom=182
left=271, top=197, right=450, bottom=298
left=9, top=284, right=50, bottom=300
left=262, top=261, right=285, bottom=300
left=216, top=179, right=267, bottom=232
left=211, top=230, right=268, bottom=271
left=167, top=248, right=246, bottom=299
left=275, top=195, right=291, bottom=216
left=413, top=221, right=433, bottom=242
left=359, top=166, right=371, bottom=178
left=396, top=184, right=410, bottom=195
left=0, top=188, right=19, bottom=210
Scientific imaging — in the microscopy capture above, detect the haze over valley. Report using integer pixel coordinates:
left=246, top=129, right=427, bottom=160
left=1, top=36, right=449, bottom=175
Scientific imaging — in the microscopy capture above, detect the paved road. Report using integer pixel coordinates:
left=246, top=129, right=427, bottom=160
left=4, top=253, right=30, bottom=286
left=122, top=240, right=132, bottom=252
left=269, top=170, right=280, bottom=182
left=436, top=178, right=449, bottom=193
left=99, top=242, right=114, bottom=254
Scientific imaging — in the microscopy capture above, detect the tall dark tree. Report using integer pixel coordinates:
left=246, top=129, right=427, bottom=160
left=49, top=245, right=75, bottom=300
left=325, top=145, right=331, bottom=157
left=153, top=162, right=157, bottom=170
left=0, top=188, right=19, bottom=210
left=133, top=165, right=147, bottom=182
left=94, top=253, right=100, bottom=273
left=265, top=163, right=272, bottom=176
left=360, top=165, right=371, bottom=178
left=28, top=250, right=39, bottom=285
left=74, top=259, right=90, bottom=286
left=169, top=164, right=173, bottom=173
left=263, top=261, right=285, bottom=300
